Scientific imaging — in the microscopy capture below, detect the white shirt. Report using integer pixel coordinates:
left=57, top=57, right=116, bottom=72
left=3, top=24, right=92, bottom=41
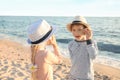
left=68, top=40, right=98, bottom=80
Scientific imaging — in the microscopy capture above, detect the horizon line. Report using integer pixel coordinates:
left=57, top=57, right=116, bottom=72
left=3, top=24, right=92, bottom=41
left=0, top=14, right=120, bottom=17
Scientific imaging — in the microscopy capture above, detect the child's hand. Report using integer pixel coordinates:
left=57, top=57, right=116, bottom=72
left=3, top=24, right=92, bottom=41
left=49, top=35, right=57, bottom=46
left=84, top=28, right=93, bottom=40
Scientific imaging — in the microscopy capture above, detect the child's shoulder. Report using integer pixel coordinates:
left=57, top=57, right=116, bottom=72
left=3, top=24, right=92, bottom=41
left=68, top=40, right=75, bottom=47
left=44, top=51, right=54, bottom=58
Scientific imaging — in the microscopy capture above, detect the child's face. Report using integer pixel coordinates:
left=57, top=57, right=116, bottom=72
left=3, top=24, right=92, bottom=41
left=71, top=24, right=86, bottom=41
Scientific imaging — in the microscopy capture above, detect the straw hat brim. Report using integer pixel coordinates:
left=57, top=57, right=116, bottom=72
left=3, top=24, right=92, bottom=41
left=66, top=22, right=90, bottom=32
left=27, top=25, right=57, bottom=44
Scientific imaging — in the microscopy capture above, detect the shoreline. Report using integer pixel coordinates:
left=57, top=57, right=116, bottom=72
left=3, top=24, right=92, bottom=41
left=1, top=38, right=120, bottom=69
left=0, top=39, right=120, bottom=80
left=95, top=56, right=120, bottom=69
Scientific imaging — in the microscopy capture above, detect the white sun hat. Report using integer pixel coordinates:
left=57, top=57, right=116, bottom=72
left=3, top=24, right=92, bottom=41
left=27, top=19, right=57, bottom=44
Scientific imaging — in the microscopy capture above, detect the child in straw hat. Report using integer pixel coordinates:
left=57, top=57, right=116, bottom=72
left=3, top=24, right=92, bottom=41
left=66, top=16, right=98, bottom=80
left=27, top=19, right=62, bottom=80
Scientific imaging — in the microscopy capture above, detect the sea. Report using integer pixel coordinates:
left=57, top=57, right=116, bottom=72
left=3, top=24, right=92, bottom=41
left=0, top=16, right=120, bottom=69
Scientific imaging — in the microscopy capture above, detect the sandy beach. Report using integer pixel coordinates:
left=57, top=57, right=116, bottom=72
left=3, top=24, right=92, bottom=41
left=0, top=39, right=120, bottom=80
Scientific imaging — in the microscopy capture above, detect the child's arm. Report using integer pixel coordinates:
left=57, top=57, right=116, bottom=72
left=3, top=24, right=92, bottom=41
left=50, top=35, right=62, bottom=57
left=52, top=41, right=62, bottom=64
left=50, top=35, right=62, bottom=64
left=86, top=40, right=98, bottom=60
left=84, top=28, right=98, bottom=60
left=68, top=41, right=73, bottom=59
left=53, top=43, right=61, bottom=57
left=50, top=51, right=62, bottom=64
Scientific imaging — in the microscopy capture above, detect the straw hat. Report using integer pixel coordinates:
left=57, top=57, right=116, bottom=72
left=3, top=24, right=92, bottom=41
left=66, top=16, right=90, bottom=32
left=27, top=19, right=57, bottom=44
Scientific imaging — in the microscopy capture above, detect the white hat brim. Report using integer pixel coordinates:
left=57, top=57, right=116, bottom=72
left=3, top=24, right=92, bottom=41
left=27, top=25, right=57, bottom=44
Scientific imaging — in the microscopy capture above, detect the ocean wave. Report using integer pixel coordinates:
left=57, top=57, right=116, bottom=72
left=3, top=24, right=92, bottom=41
left=95, top=55, right=120, bottom=69
left=57, top=38, right=72, bottom=43
left=56, top=38, right=120, bottom=54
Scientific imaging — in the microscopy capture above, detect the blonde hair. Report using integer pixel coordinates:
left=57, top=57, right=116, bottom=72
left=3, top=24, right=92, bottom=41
left=31, top=44, right=40, bottom=64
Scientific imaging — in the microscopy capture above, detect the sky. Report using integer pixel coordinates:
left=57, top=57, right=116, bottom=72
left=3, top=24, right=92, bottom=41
left=0, top=0, right=120, bottom=16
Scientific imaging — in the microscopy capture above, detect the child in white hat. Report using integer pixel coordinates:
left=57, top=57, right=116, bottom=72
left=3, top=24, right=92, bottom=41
left=27, top=19, right=62, bottom=80
left=66, top=16, right=98, bottom=80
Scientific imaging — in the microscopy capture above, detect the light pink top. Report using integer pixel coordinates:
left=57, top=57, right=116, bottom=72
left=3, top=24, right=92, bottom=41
left=32, top=50, right=61, bottom=80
